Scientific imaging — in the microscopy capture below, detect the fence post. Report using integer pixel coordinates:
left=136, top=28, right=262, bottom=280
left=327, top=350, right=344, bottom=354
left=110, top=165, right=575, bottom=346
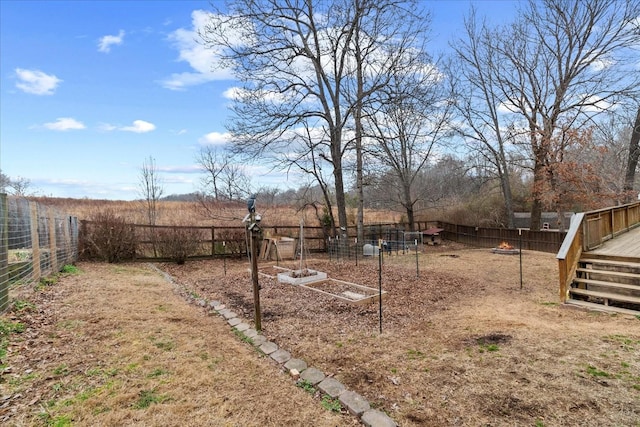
left=48, top=209, right=58, bottom=273
left=0, top=194, right=8, bottom=312
left=29, top=201, right=41, bottom=281
left=211, top=226, right=215, bottom=257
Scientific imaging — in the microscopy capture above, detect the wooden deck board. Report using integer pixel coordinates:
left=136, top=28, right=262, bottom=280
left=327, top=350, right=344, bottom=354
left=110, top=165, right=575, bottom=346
left=586, top=227, right=640, bottom=258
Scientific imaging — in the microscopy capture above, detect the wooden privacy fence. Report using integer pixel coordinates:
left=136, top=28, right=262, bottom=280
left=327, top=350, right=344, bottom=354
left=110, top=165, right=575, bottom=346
left=79, top=218, right=567, bottom=264
left=437, top=221, right=566, bottom=253
left=0, top=194, right=79, bottom=313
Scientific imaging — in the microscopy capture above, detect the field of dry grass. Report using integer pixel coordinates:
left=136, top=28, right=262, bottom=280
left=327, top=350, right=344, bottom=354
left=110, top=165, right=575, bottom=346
left=31, top=197, right=403, bottom=228
left=3, top=237, right=639, bottom=426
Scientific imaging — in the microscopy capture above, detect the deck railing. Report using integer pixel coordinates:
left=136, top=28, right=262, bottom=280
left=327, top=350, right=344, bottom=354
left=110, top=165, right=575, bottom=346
left=557, top=201, right=640, bottom=302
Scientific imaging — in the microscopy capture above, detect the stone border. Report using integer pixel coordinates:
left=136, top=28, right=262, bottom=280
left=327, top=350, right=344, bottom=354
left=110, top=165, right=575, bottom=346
left=208, top=300, right=398, bottom=427
left=149, top=263, right=398, bottom=427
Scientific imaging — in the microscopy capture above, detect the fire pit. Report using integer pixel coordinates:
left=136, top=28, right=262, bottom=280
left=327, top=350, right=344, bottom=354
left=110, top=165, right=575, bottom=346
left=491, top=241, right=520, bottom=255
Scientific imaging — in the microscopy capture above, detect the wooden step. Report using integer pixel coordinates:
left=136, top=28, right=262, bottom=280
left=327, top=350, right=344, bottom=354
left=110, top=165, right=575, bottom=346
left=579, top=258, right=640, bottom=270
left=565, top=299, right=640, bottom=316
left=569, top=288, right=640, bottom=305
left=576, top=268, right=640, bottom=280
left=573, top=278, right=640, bottom=292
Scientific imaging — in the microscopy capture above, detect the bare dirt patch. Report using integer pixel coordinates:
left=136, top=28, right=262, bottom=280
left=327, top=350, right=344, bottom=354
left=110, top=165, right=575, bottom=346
left=160, top=244, right=640, bottom=426
left=2, top=263, right=355, bottom=426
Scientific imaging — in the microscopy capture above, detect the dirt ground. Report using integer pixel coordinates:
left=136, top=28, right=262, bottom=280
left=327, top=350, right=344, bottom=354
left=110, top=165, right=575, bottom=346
left=2, top=242, right=639, bottom=426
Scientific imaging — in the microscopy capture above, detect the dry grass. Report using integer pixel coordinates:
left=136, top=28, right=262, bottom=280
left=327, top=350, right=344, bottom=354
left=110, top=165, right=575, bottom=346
left=30, top=197, right=402, bottom=227
left=4, top=242, right=639, bottom=426
left=2, top=263, right=357, bottom=426
left=161, top=244, right=640, bottom=427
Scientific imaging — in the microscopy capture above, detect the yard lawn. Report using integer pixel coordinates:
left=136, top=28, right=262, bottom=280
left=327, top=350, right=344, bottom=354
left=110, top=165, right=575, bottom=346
left=3, top=242, right=639, bottom=426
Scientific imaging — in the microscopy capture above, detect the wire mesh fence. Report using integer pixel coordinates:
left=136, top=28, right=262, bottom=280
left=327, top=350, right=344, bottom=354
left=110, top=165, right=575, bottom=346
left=327, top=225, right=426, bottom=268
left=0, top=194, right=79, bottom=312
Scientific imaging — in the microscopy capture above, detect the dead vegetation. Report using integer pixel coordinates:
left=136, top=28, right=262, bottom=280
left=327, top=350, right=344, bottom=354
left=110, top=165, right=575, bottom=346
left=2, top=242, right=639, bottom=426
left=1, top=264, right=356, bottom=426
left=161, top=243, right=640, bottom=426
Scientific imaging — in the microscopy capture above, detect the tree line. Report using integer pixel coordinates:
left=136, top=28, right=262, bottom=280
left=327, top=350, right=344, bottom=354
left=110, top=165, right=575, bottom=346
left=4, top=1, right=639, bottom=238
left=186, top=0, right=640, bottom=238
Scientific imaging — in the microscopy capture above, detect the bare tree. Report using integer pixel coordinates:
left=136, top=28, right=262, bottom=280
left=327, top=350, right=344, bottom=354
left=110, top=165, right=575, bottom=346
left=196, top=145, right=230, bottom=201
left=138, top=156, right=164, bottom=226
left=194, top=145, right=253, bottom=221
left=349, top=0, right=434, bottom=241
left=200, top=0, right=431, bottom=237
left=138, top=156, right=164, bottom=257
left=364, top=61, right=453, bottom=231
left=624, top=106, right=640, bottom=201
left=0, top=170, right=33, bottom=197
left=453, top=0, right=640, bottom=229
left=0, top=170, right=10, bottom=194
left=449, top=11, right=519, bottom=228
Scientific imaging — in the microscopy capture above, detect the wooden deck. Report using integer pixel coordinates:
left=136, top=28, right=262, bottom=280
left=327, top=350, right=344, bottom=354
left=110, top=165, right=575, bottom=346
left=585, top=226, right=640, bottom=262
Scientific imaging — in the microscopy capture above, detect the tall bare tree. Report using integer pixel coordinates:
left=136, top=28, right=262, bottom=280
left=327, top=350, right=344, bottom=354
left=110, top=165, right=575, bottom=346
left=196, top=146, right=230, bottom=201
left=345, top=0, right=433, bottom=240
left=364, top=61, right=453, bottom=231
left=200, top=0, right=431, bottom=237
left=138, top=156, right=164, bottom=227
left=138, top=156, right=164, bottom=257
left=449, top=11, right=519, bottom=228
left=454, top=0, right=640, bottom=229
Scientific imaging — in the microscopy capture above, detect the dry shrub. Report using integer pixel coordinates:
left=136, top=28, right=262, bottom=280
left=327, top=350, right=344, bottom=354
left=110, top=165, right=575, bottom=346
left=79, top=209, right=136, bottom=262
left=156, top=226, right=202, bottom=264
left=215, top=228, right=247, bottom=256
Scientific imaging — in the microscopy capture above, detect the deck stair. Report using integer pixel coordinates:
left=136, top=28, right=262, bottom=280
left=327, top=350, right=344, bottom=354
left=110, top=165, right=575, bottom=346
left=567, top=258, right=640, bottom=315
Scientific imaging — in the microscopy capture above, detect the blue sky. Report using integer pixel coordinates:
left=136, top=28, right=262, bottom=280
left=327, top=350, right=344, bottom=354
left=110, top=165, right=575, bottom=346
left=1, top=0, right=518, bottom=200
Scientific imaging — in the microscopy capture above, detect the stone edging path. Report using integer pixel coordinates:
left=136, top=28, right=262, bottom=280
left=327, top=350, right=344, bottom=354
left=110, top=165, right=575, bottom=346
left=209, top=300, right=397, bottom=427
left=148, top=264, right=398, bottom=427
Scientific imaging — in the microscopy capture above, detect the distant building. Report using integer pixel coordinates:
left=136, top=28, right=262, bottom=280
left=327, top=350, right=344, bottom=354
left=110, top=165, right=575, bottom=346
left=513, top=212, right=574, bottom=230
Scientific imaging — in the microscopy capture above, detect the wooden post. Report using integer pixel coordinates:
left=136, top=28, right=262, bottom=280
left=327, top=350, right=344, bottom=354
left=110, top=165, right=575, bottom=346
left=378, top=239, right=383, bottom=334
left=211, top=226, right=215, bottom=257
left=0, top=194, right=8, bottom=312
left=48, top=210, right=58, bottom=273
left=250, top=225, right=262, bottom=331
left=29, top=202, right=41, bottom=281
left=62, top=216, right=71, bottom=266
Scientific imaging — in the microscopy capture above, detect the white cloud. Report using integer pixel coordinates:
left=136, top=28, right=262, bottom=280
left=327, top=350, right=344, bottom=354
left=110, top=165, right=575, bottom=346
left=160, top=10, right=233, bottom=90
left=590, top=57, right=615, bottom=72
left=120, top=120, right=156, bottom=133
left=98, top=30, right=125, bottom=53
left=15, top=68, right=62, bottom=95
left=199, top=131, right=231, bottom=145
left=159, top=165, right=202, bottom=174
left=222, top=87, right=243, bottom=100
left=98, top=120, right=156, bottom=133
left=97, top=123, right=117, bottom=132
left=43, top=117, right=86, bottom=131
left=580, top=95, right=614, bottom=112
left=497, top=100, right=520, bottom=114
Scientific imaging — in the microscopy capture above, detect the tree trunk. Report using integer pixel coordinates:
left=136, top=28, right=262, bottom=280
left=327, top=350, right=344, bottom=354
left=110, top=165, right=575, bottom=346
left=332, top=157, right=349, bottom=238
left=623, top=106, right=640, bottom=202
left=355, top=81, right=365, bottom=243
left=529, top=150, right=546, bottom=231
left=402, top=182, right=415, bottom=231
left=496, top=157, right=515, bottom=229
